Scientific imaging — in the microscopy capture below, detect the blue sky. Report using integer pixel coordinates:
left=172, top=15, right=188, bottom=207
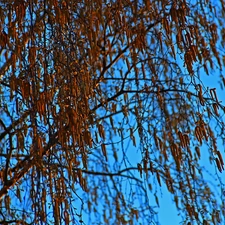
left=144, top=62, right=225, bottom=225
left=76, top=58, right=225, bottom=225
left=1, top=43, right=224, bottom=225
left=1, top=1, right=225, bottom=224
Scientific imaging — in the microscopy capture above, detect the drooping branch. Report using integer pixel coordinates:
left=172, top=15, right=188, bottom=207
left=0, top=110, right=31, bottom=141
left=91, top=86, right=218, bottom=112
left=0, top=130, right=60, bottom=200
left=46, top=162, right=166, bottom=185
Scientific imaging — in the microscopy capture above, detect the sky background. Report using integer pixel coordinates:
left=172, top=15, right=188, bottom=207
left=156, top=60, right=225, bottom=224
left=131, top=65, right=225, bottom=225
left=1, top=40, right=224, bottom=225
left=1, top=1, right=225, bottom=225
left=76, top=62, right=225, bottom=225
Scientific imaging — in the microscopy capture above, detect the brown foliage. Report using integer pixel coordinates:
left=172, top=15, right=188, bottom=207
left=0, top=0, right=225, bottom=224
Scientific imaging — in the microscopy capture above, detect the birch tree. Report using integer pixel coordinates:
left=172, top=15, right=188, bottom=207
left=0, top=0, right=225, bottom=224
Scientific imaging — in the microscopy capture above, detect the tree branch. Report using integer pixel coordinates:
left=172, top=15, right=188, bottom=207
left=0, top=130, right=59, bottom=200
left=0, top=110, right=31, bottom=141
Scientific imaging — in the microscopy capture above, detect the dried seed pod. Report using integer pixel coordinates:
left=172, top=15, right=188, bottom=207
left=215, top=158, right=222, bottom=173
left=217, top=151, right=224, bottom=169
left=195, top=146, right=201, bottom=159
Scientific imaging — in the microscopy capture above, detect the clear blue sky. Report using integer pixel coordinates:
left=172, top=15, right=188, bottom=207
left=1, top=1, right=225, bottom=224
